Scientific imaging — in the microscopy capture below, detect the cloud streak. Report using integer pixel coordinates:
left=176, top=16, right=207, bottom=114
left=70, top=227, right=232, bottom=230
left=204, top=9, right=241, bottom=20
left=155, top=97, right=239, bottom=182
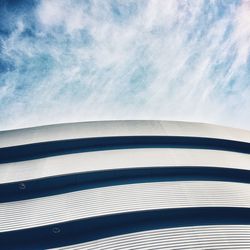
left=0, top=0, right=250, bottom=130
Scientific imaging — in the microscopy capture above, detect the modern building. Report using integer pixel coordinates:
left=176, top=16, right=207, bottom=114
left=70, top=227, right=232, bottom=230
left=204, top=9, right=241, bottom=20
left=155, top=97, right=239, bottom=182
left=0, top=120, right=250, bottom=249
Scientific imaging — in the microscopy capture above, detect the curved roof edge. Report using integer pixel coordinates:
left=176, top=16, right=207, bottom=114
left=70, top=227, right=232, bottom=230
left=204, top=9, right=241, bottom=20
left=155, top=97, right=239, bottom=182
left=0, top=120, right=250, bottom=148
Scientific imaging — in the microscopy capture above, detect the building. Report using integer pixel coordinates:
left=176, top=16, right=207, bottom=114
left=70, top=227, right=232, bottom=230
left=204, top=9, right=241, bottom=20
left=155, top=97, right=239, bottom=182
left=0, top=120, right=250, bottom=249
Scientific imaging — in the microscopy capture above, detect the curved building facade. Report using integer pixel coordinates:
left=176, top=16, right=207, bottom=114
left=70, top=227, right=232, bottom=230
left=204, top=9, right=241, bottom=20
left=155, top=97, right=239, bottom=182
left=0, top=120, right=250, bottom=249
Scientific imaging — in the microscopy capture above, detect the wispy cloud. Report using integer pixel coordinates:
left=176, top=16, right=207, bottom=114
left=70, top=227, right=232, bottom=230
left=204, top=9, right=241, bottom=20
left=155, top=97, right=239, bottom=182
left=0, top=0, right=250, bottom=130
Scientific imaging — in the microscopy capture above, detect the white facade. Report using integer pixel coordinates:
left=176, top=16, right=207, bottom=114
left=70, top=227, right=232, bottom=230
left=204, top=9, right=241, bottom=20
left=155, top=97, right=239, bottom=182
left=0, top=120, right=250, bottom=249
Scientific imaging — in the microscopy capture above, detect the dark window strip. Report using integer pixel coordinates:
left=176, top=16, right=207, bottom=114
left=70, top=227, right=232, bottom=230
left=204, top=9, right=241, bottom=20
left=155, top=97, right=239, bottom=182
left=0, top=136, right=250, bottom=163
left=0, top=207, right=250, bottom=249
left=1, top=166, right=250, bottom=202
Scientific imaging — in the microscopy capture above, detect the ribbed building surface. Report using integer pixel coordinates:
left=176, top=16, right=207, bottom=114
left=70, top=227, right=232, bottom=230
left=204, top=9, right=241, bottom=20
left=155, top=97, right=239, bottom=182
left=0, top=120, right=250, bottom=249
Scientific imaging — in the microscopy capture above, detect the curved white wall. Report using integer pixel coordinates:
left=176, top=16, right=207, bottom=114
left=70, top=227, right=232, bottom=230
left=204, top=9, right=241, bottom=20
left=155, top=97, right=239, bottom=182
left=0, top=120, right=250, bottom=249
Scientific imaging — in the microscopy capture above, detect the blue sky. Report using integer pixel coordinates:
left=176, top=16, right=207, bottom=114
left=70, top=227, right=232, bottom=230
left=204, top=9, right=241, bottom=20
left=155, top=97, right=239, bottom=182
left=0, top=0, right=250, bottom=130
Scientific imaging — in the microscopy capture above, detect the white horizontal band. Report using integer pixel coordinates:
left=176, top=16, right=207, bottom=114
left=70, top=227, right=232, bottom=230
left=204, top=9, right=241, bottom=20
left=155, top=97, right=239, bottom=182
left=1, top=120, right=250, bottom=148
left=1, top=148, right=250, bottom=184
left=1, top=181, right=250, bottom=232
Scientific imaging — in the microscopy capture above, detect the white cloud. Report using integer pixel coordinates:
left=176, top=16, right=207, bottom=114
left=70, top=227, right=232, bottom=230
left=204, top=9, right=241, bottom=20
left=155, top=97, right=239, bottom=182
left=36, top=0, right=86, bottom=32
